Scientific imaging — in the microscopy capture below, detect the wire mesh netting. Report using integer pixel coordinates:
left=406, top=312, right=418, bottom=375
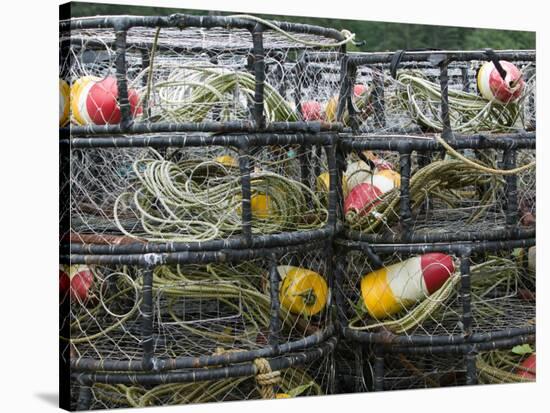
left=71, top=354, right=335, bottom=410
left=477, top=346, right=536, bottom=384
left=68, top=144, right=334, bottom=244
left=374, top=353, right=467, bottom=390
left=60, top=12, right=536, bottom=411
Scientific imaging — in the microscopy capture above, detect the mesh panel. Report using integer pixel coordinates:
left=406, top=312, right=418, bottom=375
left=69, top=144, right=330, bottom=243
left=379, top=353, right=467, bottom=390
left=342, top=148, right=536, bottom=237
left=64, top=249, right=331, bottom=364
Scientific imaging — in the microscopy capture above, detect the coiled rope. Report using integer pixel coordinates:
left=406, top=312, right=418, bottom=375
left=113, top=150, right=328, bottom=242
left=392, top=71, right=531, bottom=133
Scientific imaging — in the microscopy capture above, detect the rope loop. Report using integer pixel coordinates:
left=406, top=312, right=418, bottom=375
left=254, top=358, right=281, bottom=399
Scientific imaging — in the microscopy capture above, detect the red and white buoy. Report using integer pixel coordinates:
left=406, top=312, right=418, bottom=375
left=345, top=160, right=373, bottom=191
left=360, top=253, right=455, bottom=319
left=71, top=76, right=141, bottom=125
left=344, top=182, right=383, bottom=216
left=477, top=61, right=524, bottom=104
left=344, top=169, right=401, bottom=216
left=60, top=265, right=94, bottom=302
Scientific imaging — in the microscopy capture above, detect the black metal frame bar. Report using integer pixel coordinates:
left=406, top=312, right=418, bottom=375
left=347, top=50, right=536, bottom=65
left=343, top=49, right=535, bottom=131
left=73, top=337, right=337, bottom=410
left=73, top=336, right=337, bottom=385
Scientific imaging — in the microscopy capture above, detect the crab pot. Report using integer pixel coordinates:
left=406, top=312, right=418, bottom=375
left=62, top=133, right=339, bottom=253
left=71, top=354, right=335, bottom=410
left=336, top=50, right=535, bottom=134
left=60, top=15, right=345, bottom=132
left=334, top=238, right=535, bottom=390
left=59, top=11, right=537, bottom=408
left=61, top=241, right=336, bottom=410
left=339, top=134, right=535, bottom=243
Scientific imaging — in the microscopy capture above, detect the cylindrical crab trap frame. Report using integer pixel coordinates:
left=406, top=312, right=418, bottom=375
left=336, top=50, right=536, bottom=133
left=339, top=133, right=535, bottom=243
left=329, top=49, right=536, bottom=393
left=61, top=242, right=337, bottom=410
left=60, top=14, right=347, bottom=410
left=59, top=12, right=536, bottom=411
left=334, top=238, right=535, bottom=391
left=59, top=14, right=349, bottom=134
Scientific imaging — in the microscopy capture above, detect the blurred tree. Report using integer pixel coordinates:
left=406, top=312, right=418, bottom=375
left=66, top=2, right=535, bottom=51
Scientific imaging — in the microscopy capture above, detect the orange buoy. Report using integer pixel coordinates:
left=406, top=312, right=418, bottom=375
left=278, top=266, right=328, bottom=317
left=215, top=155, right=238, bottom=168
left=250, top=194, right=274, bottom=219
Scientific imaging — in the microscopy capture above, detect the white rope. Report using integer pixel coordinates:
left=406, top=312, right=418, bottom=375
left=226, top=14, right=355, bottom=47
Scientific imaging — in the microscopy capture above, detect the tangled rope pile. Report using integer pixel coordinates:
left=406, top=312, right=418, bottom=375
left=89, top=366, right=320, bottom=408
left=388, top=70, right=534, bottom=133
left=345, top=159, right=505, bottom=233
left=113, top=149, right=328, bottom=242
left=141, top=65, right=299, bottom=124
left=65, top=261, right=326, bottom=408
left=477, top=348, right=535, bottom=383
left=65, top=259, right=327, bottom=363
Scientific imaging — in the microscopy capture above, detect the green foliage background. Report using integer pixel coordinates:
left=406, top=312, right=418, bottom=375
left=67, top=2, right=535, bottom=51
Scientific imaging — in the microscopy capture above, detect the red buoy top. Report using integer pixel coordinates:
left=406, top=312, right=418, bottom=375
left=517, top=354, right=536, bottom=379
left=301, top=101, right=322, bottom=121
left=421, top=253, right=455, bottom=294
left=489, top=61, right=524, bottom=104
left=87, top=77, right=141, bottom=125
left=344, top=183, right=383, bottom=216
